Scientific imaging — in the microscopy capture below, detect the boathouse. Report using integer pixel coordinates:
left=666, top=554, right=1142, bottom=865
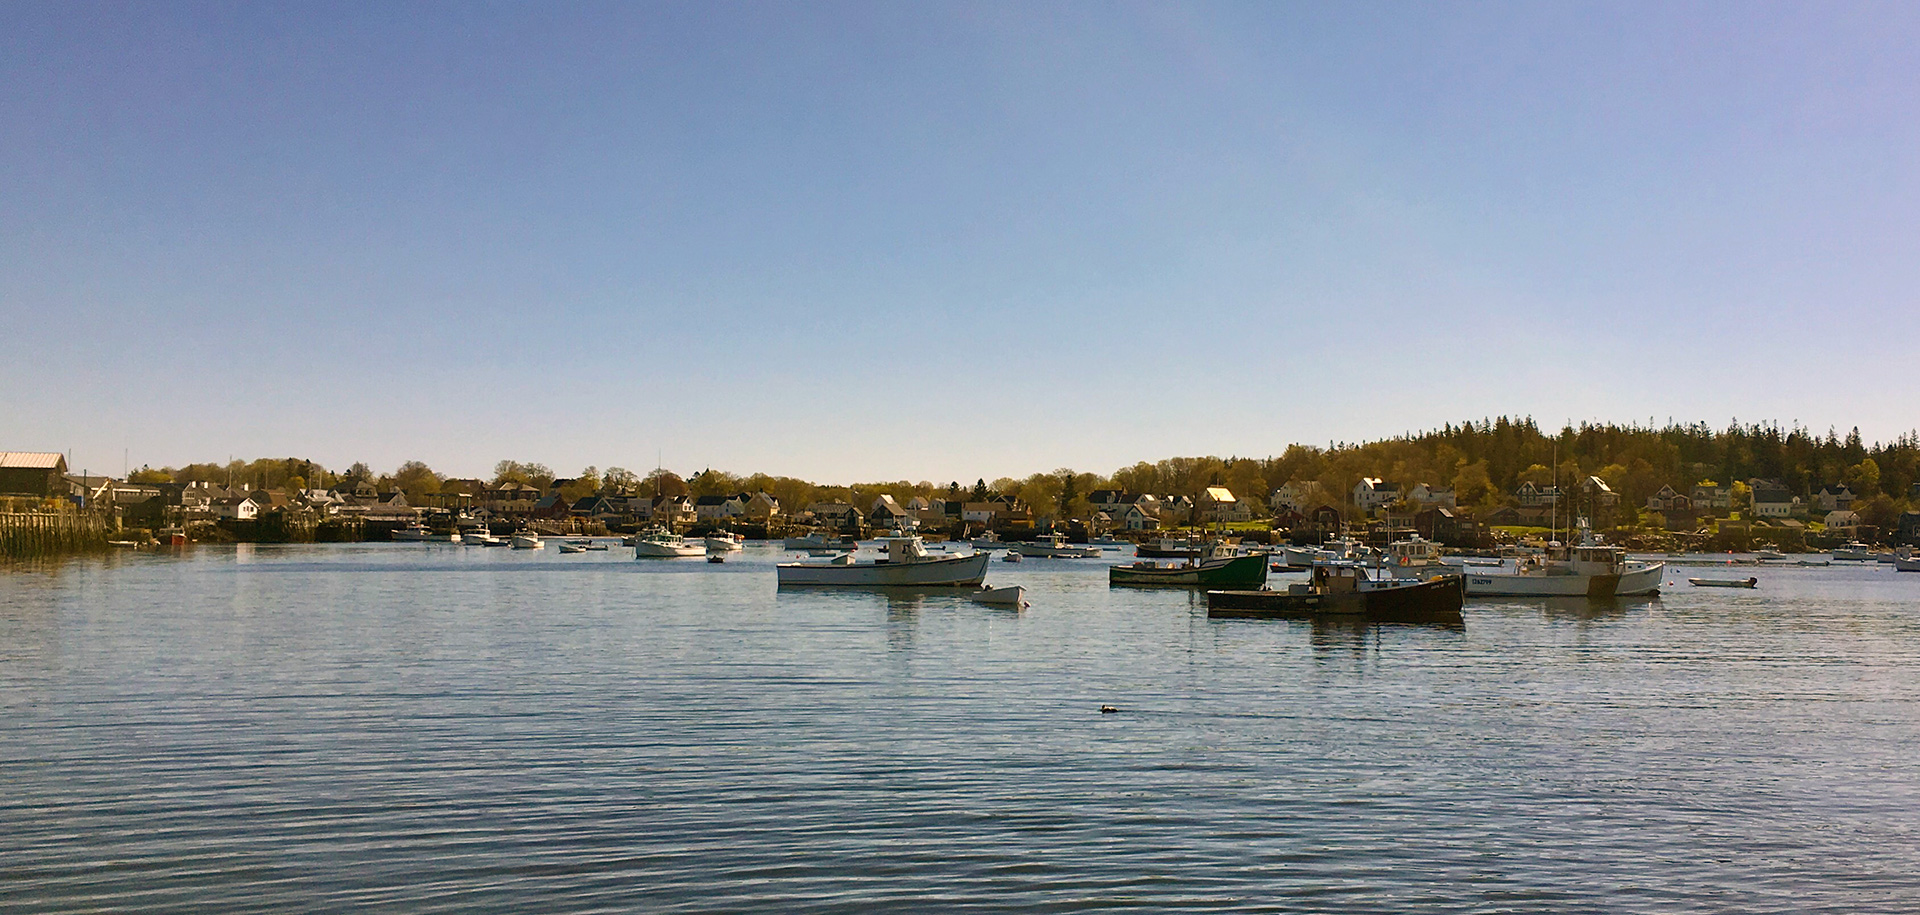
left=0, top=452, right=69, bottom=497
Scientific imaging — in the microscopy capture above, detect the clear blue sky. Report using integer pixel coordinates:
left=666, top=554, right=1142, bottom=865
left=5, top=2, right=1916, bottom=483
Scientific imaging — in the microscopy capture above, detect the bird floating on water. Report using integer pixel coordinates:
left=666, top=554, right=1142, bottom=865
left=1099, top=705, right=1118, bottom=714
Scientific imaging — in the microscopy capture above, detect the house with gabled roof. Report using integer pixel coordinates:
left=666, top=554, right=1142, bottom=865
left=1815, top=485, right=1855, bottom=512
left=0, top=452, right=69, bottom=497
left=1352, top=478, right=1401, bottom=512
left=870, top=495, right=915, bottom=529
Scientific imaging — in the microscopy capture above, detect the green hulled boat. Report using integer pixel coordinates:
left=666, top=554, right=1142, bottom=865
left=1109, top=553, right=1269, bottom=589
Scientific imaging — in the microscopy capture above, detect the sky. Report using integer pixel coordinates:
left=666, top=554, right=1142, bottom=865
left=4, top=1, right=1917, bottom=484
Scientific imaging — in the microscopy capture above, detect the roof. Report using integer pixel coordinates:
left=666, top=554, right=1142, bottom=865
left=694, top=495, right=730, bottom=506
left=0, top=452, right=66, bottom=469
left=1204, top=486, right=1236, bottom=503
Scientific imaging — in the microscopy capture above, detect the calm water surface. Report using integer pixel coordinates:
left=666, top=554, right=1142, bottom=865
left=3, top=544, right=1918, bottom=912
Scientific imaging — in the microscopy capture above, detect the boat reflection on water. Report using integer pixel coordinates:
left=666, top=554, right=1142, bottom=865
left=1471, top=594, right=1662, bottom=622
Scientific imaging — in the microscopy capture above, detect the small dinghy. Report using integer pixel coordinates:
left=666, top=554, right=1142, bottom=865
left=1688, top=576, right=1758, bottom=588
left=558, top=544, right=588, bottom=554
left=1003, top=551, right=1023, bottom=563
left=971, top=585, right=1026, bottom=607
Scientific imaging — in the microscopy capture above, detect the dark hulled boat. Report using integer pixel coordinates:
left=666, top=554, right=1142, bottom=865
left=1109, top=552, right=1269, bottom=589
left=1208, top=563, right=1464, bottom=626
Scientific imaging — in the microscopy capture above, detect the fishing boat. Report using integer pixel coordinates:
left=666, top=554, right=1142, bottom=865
left=1689, top=576, right=1758, bottom=588
left=1833, top=542, right=1878, bottom=561
left=1008, top=532, right=1102, bottom=558
left=704, top=531, right=745, bottom=552
left=783, top=531, right=858, bottom=551
left=1383, top=535, right=1447, bottom=573
left=1208, top=563, right=1464, bottom=625
left=1895, top=557, right=1920, bottom=573
left=1754, top=549, right=1788, bottom=561
left=510, top=532, right=543, bottom=550
left=634, top=528, right=705, bottom=558
left=776, top=534, right=990, bottom=587
left=461, top=526, right=503, bottom=546
left=1110, top=543, right=1269, bottom=589
left=1461, top=529, right=1662, bottom=598
left=1136, top=536, right=1203, bottom=558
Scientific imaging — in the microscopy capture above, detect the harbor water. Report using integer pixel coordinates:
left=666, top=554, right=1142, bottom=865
left=4, top=544, right=1918, bottom=912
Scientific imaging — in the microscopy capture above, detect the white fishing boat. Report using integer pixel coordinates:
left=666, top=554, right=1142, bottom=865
left=1383, top=535, right=1447, bottom=573
left=634, top=528, right=705, bottom=558
left=777, top=534, right=990, bottom=587
left=703, top=532, right=745, bottom=552
left=510, top=532, right=543, bottom=550
left=1754, top=549, right=1788, bottom=561
left=1008, top=532, right=1102, bottom=558
left=559, top=544, right=588, bottom=554
left=1833, top=542, right=1877, bottom=561
left=461, top=526, right=503, bottom=546
left=1462, top=528, right=1663, bottom=597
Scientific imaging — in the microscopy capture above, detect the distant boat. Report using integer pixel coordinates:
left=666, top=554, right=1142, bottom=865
left=1002, top=551, right=1023, bottom=563
left=704, top=532, right=745, bottom=552
left=510, top=532, right=543, bottom=550
left=1136, top=536, right=1203, bottom=558
left=559, top=544, right=588, bottom=554
left=1833, top=542, right=1877, bottom=561
left=1895, top=557, right=1920, bottom=573
left=392, top=523, right=459, bottom=543
left=1689, top=576, right=1758, bottom=588
left=1008, top=532, right=1102, bottom=558
left=777, top=535, right=989, bottom=587
left=1754, top=549, right=1788, bottom=561
left=783, top=532, right=858, bottom=551
left=1110, top=552, right=1269, bottom=589
left=462, top=527, right=503, bottom=546
left=634, top=528, right=705, bottom=558
left=1208, top=563, right=1465, bottom=625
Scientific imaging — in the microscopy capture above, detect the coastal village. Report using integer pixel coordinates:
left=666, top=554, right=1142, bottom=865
left=7, top=434, right=1920, bottom=558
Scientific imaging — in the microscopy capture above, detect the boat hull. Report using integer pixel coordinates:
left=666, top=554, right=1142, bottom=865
left=635, top=540, right=704, bottom=558
left=1207, top=576, right=1464, bottom=625
left=1009, top=543, right=1102, bottom=558
left=1110, top=554, right=1269, bottom=589
left=1136, top=543, right=1201, bottom=558
left=1463, top=562, right=1663, bottom=597
left=1689, top=577, right=1758, bottom=588
left=777, top=551, right=990, bottom=587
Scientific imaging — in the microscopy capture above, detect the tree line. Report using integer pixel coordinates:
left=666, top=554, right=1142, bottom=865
left=122, top=416, right=1918, bottom=528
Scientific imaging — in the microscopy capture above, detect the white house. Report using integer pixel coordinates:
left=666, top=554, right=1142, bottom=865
left=1815, top=485, right=1855, bottom=512
left=1406, top=483, right=1457, bottom=510
left=1352, top=478, right=1402, bottom=511
left=216, top=495, right=259, bottom=520
left=1268, top=481, right=1322, bottom=514
left=1118, top=502, right=1159, bottom=531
